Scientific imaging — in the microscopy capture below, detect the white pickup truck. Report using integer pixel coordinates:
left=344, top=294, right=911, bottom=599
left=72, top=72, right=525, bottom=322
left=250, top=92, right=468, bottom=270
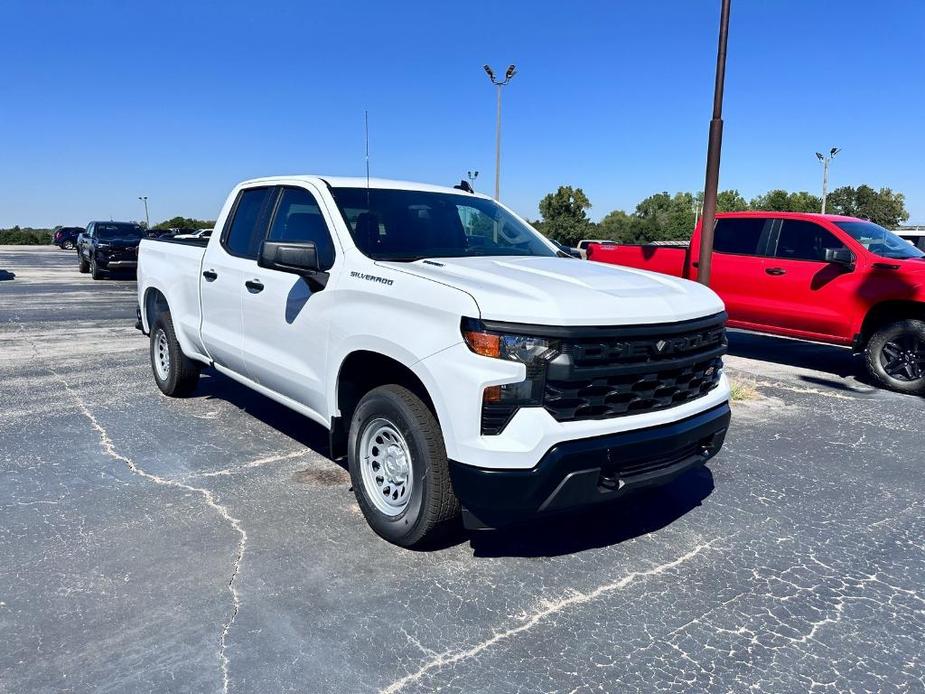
left=137, top=176, right=731, bottom=547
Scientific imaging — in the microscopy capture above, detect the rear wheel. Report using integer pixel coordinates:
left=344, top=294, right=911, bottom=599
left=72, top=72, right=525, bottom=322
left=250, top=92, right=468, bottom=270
left=864, top=319, right=925, bottom=395
left=62, top=240, right=75, bottom=250
left=150, top=311, right=200, bottom=397
left=348, top=385, right=459, bottom=547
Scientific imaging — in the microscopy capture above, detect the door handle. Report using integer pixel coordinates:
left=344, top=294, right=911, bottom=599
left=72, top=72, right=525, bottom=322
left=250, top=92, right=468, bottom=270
left=202, top=269, right=218, bottom=282
left=245, top=279, right=264, bottom=294
left=765, top=267, right=786, bottom=276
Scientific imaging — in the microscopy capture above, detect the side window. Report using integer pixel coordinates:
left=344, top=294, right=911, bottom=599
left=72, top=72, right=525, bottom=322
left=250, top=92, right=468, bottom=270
left=774, top=220, right=846, bottom=262
left=267, top=187, right=336, bottom=270
left=223, top=187, right=273, bottom=259
left=713, top=218, right=770, bottom=255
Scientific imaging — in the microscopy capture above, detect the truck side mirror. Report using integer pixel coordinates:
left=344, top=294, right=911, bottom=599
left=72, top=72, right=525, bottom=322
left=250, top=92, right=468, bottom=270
left=259, top=240, right=325, bottom=280
left=824, top=247, right=854, bottom=268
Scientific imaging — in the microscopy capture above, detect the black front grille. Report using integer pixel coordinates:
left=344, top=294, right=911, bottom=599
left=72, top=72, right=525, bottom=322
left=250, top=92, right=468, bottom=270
left=543, top=313, right=726, bottom=423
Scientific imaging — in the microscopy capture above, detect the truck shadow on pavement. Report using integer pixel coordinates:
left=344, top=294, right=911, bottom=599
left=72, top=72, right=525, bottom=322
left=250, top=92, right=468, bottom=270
left=467, top=467, right=715, bottom=558
left=195, top=370, right=333, bottom=460
left=725, top=330, right=881, bottom=395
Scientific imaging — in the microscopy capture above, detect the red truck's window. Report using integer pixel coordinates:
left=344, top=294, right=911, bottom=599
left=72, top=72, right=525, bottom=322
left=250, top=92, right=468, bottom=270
left=774, top=220, right=846, bottom=262
left=713, top=218, right=770, bottom=255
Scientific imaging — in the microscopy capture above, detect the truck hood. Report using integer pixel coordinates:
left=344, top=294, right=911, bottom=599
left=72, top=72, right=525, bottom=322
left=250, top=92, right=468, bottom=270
left=379, top=256, right=725, bottom=326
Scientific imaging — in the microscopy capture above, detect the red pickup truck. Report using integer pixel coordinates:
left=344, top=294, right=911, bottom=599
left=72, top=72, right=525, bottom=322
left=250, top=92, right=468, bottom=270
left=587, top=212, right=925, bottom=394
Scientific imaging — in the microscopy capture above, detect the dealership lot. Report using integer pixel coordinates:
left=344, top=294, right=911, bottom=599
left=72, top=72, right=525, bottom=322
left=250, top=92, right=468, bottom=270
left=1, top=246, right=923, bottom=692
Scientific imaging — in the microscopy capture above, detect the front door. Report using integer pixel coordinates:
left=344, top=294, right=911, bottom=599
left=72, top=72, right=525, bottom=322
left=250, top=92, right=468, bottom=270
left=758, top=219, right=859, bottom=340
left=240, top=184, right=340, bottom=416
left=200, top=186, right=275, bottom=375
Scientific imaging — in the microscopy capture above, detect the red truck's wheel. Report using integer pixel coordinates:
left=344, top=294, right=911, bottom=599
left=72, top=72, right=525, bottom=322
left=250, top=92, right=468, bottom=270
left=348, top=385, right=460, bottom=547
left=865, top=319, right=925, bottom=395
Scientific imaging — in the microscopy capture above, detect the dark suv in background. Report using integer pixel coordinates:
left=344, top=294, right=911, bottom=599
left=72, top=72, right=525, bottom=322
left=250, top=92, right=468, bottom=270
left=53, top=226, right=85, bottom=250
left=77, top=221, right=145, bottom=279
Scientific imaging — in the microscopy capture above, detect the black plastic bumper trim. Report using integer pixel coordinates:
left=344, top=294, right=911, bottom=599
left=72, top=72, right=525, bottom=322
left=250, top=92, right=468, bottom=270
left=450, top=402, right=731, bottom=529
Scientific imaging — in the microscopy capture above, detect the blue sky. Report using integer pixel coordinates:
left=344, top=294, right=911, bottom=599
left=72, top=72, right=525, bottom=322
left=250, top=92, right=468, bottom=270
left=1, top=0, right=923, bottom=227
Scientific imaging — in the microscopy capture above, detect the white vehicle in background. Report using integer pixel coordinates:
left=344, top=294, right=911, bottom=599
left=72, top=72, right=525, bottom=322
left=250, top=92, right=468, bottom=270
left=896, top=226, right=925, bottom=251
left=577, top=238, right=615, bottom=259
left=136, top=175, right=731, bottom=547
left=172, top=228, right=213, bottom=240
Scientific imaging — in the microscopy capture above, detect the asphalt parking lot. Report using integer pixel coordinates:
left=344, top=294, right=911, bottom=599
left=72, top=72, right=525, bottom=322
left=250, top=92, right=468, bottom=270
left=1, top=245, right=923, bottom=693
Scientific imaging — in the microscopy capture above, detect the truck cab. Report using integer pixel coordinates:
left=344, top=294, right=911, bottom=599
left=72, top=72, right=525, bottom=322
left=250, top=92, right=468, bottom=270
left=137, top=176, right=732, bottom=546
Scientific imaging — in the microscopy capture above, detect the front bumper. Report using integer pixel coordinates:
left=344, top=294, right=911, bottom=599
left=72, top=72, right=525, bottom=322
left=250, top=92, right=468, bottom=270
left=98, top=258, right=138, bottom=269
left=449, top=402, right=730, bottom=529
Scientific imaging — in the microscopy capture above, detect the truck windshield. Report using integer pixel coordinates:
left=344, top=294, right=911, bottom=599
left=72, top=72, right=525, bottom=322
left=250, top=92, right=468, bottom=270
left=329, top=187, right=556, bottom=261
left=835, top=221, right=925, bottom=260
left=96, top=223, right=144, bottom=240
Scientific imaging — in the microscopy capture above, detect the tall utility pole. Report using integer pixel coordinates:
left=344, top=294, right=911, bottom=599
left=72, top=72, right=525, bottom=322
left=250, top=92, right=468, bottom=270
left=138, top=196, right=150, bottom=228
left=697, top=0, right=732, bottom=287
left=816, top=148, right=840, bottom=213
left=483, top=64, right=517, bottom=200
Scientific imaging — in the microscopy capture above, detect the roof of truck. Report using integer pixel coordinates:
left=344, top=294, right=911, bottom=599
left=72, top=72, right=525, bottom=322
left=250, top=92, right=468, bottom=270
left=237, top=175, right=492, bottom=199
left=715, top=211, right=865, bottom=222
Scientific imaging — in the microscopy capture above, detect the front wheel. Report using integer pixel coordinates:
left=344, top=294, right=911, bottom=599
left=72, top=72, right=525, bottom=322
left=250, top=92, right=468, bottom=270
left=150, top=311, right=201, bottom=397
left=90, top=256, right=104, bottom=280
left=864, top=319, right=925, bottom=395
left=78, top=254, right=89, bottom=273
left=348, top=385, right=460, bottom=547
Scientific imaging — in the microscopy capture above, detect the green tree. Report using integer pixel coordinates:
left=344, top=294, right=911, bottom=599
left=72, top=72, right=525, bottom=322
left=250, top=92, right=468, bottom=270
left=537, top=186, right=593, bottom=246
left=154, top=216, right=216, bottom=230
left=749, top=189, right=821, bottom=212
left=598, top=209, right=644, bottom=243
left=716, top=189, right=748, bottom=212
left=634, top=191, right=696, bottom=241
left=825, top=185, right=908, bottom=228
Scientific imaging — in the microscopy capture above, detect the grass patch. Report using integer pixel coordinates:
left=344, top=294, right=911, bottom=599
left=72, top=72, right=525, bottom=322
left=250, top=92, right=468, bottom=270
left=730, top=377, right=759, bottom=402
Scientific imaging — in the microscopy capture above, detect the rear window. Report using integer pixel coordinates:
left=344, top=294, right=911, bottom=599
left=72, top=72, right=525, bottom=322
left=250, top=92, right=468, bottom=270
left=713, top=218, right=770, bottom=255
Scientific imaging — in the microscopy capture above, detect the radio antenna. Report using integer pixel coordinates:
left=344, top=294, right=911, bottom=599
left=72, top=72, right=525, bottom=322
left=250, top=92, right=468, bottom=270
left=364, top=110, right=371, bottom=192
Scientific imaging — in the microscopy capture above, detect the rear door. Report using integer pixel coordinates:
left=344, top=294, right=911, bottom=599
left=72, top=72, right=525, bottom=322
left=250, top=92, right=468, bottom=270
left=707, top=217, right=777, bottom=326
left=199, top=186, right=274, bottom=375
left=760, top=219, right=859, bottom=340
left=240, top=183, right=340, bottom=415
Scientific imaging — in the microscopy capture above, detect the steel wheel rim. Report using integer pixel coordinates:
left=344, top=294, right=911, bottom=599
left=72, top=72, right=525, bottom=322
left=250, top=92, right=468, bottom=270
left=154, top=329, right=171, bottom=381
left=359, top=418, right=413, bottom=516
left=881, top=333, right=925, bottom=382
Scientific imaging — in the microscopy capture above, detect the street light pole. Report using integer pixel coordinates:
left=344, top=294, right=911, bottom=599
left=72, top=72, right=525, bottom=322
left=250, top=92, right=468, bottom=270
left=483, top=64, right=517, bottom=201
left=138, top=196, right=150, bottom=228
left=697, top=0, right=732, bottom=287
left=816, top=148, right=840, bottom=213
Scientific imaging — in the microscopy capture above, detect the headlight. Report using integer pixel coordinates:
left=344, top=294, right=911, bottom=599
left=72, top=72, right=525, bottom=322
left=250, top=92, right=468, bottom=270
left=97, top=242, right=111, bottom=248
left=461, top=318, right=560, bottom=435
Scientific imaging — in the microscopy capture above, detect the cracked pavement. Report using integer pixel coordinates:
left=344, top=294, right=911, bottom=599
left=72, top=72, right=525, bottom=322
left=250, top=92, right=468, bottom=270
left=1, top=246, right=923, bottom=693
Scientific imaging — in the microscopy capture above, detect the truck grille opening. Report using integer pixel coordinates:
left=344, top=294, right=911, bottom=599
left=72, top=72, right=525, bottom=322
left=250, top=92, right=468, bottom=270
left=542, top=313, right=727, bottom=423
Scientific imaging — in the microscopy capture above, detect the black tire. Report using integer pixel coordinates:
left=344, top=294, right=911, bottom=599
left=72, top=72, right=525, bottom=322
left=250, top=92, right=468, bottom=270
left=150, top=311, right=200, bottom=397
left=78, top=254, right=89, bottom=273
left=63, top=240, right=75, bottom=250
left=90, top=256, right=104, bottom=280
left=864, top=319, right=925, bottom=395
left=348, top=385, right=460, bottom=547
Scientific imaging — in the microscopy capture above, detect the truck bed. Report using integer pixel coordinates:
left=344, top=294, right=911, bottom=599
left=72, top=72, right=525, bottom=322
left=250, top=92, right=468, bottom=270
left=586, top=242, right=691, bottom=279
